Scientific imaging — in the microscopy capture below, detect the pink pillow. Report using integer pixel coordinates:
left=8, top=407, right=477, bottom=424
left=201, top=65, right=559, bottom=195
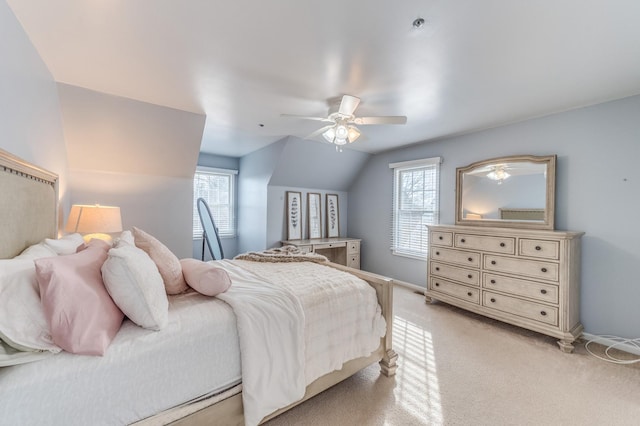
left=180, top=259, right=232, bottom=297
left=132, top=227, right=188, bottom=295
left=35, top=239, right=124, bottom=356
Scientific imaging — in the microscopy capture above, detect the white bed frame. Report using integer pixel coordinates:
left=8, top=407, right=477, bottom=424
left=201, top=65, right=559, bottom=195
left=0, top=149, right=397, bottom=425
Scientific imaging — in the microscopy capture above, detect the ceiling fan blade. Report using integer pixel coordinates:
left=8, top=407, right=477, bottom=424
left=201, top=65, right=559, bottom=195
left=353, top=116, right=407, bottom=125
left=338, top=95, right=361, bottom=116
left=305, top=124, right=335, bottom=140
left=281, top=113, right=333, bottom=122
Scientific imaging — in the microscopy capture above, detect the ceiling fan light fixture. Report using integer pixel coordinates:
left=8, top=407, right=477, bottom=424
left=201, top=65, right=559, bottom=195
left=347, top=126, right=361, bottom=143
left=322, top=127, right=336, bottom=143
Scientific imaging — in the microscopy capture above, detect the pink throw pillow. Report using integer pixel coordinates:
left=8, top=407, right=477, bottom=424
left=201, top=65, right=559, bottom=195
left=180, top=259, right=232, bottom=297
left=132, top=227, right=188, bottom=295
left=35, top=239, right=124, bottom=356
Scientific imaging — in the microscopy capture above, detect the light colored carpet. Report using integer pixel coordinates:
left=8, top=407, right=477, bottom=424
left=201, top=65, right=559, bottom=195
left=265, top=285, right=640, bottom=426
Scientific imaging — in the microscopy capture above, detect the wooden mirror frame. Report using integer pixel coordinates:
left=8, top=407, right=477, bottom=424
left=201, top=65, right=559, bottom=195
left=455, top=154, right=556, bottom=230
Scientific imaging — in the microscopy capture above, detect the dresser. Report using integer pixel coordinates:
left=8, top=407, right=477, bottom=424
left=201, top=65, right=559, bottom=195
left=426, top=225, right=583, bottom=352
left=281, top=237, right=361, bottom=269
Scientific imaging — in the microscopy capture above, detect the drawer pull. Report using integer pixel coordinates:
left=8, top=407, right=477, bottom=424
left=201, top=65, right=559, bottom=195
left=467, top=292, right=473, bottom=297
left=535, top=246, right=542, bottom=251
left=540, top=289, right=547, bottom=294
left=490, top=279, right=496, bottom=284
left=491, top=260, right=496, bottom=265
left=468, top=257, right=473, bottom=262
left=435, top=267, right=440, bottom=271
left=467, top=274, right=472, bottom=279
left=439, top=236, right=443, bottom=240
left=490, top=298, right=496, bottom=303
left=460, top=238, right=466, bottom=243
left=500, top=242, right=505, bottom=247
left=541, top=268, right=548, bottom=273
left=540, top=311, right=547, bottom=316
left=435, top=282, right=440, bottom=287
left=436, top=251, right=440, bottom=256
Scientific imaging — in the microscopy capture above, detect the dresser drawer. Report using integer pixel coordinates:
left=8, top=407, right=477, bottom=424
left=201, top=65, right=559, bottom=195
left=483, top=273, right=559, bottom=304
left=431, top=247, right=480, bottom=268
left=347, top=241, right=360, bottom=254
left=347, top=254, right=360, bottom=269
left=314, top=242, right=346, bottom=249
left=431, top=231, right=453, bottom=247
left=519, top=239, right=560, bottom=260
left=455, top=234, right=515, bottom=255
left=484, top=255, right=559, bottom=282
left=429, top=277, right=479, bottom=304
left=483, top=291, right=558, bottom=326
left=431, top=262, right=479, bottom=286
left=296, top=245, right=313, bottom=254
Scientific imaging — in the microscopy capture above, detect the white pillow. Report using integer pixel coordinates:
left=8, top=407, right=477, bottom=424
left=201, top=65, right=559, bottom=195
left=14, top=242, right=57, bottom=260
left=101, top=244, right=168, bottom=331
left=44, top=233, right=85, bottom=255
left=0, top=259, right=61, bottom=353
left=113, top=230, right=135, bottom=247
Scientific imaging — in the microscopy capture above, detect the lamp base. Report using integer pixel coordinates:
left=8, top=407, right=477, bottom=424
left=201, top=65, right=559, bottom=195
left=82, top=233, right=113, bottom=244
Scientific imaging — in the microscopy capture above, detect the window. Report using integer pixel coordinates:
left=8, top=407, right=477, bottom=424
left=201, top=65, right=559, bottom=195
left=390, top=157, right=441, bottom=259
left=193, top=167, right=237, bottom=239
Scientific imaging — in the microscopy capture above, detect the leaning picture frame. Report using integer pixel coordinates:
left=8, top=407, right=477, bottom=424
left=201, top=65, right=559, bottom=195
left=307, top=192, right=322, bottom=239
left=326, top=193, right=340, bottom=238
left=286, top=191, right=302, bottom=240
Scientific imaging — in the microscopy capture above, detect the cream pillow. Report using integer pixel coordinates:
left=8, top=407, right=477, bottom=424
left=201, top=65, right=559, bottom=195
left=132, top=227, right=188, bottom=294
left=0, top=259, right=61, bottom=353
left=102, top=244, right=168, bottom=330
left=14, top=242, right=57, bottom=260
left=44, top=233, right=85, bottom=255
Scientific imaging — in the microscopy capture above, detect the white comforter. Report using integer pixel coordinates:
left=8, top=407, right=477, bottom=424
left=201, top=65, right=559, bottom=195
left=215, top=259, right=386, bottom=426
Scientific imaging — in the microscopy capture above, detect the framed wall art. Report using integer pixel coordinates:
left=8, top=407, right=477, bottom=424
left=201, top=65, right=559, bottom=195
left=286, top=191, right=302, bottom=240
left=325, top=193, right=340, bottom=238
left=307, top=192, right=322, bottom=239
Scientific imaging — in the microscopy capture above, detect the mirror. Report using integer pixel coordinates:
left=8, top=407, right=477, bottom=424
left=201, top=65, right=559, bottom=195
left=455, top=155, right=556, bottom=230
left=197, top=198, right=225, bottom=260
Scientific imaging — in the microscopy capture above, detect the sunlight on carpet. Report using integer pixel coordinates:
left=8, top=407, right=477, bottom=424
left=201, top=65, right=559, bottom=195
left=392, top=314, right=442, bottom=425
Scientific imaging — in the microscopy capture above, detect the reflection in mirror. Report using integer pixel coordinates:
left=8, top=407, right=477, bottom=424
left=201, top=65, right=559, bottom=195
left=197, top=198, right=224, bottom=260
left=456, top=155, right=556, bottom=230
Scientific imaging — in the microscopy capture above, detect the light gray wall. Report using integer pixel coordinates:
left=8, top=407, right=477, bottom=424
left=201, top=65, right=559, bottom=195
left=238, top=139, right=287, bottom=253
left=57, top=84, right=206, bottom=258
left=193, top=152, right=240, bottom=259
left=0, top=3, right=69, bottom=224
left=348, top=94, right=640, bottom=338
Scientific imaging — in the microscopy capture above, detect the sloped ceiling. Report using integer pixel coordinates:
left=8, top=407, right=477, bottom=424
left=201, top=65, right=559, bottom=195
left=57, top=83, right=205, bottom=178
left=8, top=1, right=640, bottom=157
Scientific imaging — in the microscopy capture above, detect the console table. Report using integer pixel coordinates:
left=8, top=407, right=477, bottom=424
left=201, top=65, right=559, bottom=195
left=281, top=237, right=361, bottom=269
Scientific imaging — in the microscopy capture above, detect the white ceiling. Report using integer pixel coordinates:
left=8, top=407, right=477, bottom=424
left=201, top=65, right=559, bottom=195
left=8, top=1, right=640, bottom=157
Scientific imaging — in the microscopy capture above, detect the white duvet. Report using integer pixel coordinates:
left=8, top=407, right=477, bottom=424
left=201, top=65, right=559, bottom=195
left=215, top=259, right=386, bottom=426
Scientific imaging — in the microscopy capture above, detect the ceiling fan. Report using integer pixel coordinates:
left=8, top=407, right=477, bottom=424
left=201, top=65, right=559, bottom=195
left=281, top=95, right=407, bottom=150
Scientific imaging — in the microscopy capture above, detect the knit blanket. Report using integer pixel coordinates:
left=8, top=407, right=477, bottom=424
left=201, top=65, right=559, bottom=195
left=234, top=245, right=328, bottom=264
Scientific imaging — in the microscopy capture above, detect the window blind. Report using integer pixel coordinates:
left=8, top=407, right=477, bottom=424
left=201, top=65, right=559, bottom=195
left=390, top=157, right=441, bottom=259
left=193, top=168, right=237, bottom=238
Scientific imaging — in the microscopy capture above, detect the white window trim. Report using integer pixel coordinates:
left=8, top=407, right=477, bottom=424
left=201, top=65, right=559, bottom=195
left=389, top=156, right=442, bottom=260
left=193, top=166, right=237, bottom=239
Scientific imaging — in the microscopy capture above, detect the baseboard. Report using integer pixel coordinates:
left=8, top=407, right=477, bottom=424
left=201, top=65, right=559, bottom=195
left=392, top=279, right=426, bottom=294
left=581, top=333, right=640, bottom=356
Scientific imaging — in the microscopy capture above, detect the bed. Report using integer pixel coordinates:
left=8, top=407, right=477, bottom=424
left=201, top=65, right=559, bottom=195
left=0, top=148, right=397, bottom=425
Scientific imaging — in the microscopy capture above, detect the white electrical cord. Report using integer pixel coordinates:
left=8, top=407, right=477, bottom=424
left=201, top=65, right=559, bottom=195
left=584, top=335, right=640, bottom=364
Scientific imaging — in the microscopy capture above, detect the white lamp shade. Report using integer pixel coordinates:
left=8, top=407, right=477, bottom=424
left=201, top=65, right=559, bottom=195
left=65, top=204, right=123, bottom=234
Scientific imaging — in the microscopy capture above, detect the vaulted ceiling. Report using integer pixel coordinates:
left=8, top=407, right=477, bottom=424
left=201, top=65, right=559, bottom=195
left=8, top=1, right=640, bottom=157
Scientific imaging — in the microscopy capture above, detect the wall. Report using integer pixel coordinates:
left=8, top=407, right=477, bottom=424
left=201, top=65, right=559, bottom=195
left=193, top=152, right=240, bottom=259
left=0, top=2, right=69, bottom=223
left=348, top=94, right=640, bottom=338
left=57, top=84, right=206, bottom=258
left=238, top=136, right=369, bottom=252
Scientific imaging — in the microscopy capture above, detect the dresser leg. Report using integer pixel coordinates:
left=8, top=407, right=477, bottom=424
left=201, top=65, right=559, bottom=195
left=557, top=339, right=575, bottom=353
left=424, top=295, right=433, bottom=304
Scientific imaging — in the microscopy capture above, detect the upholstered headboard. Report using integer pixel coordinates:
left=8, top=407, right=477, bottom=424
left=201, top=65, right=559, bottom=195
left=499, top=208, right=545, bottom=221
left=0, top=149, right=58, bottom=259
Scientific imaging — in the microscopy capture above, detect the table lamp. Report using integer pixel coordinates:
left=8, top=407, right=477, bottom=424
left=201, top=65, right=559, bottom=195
left=65, top=204, right=123, bottom=243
